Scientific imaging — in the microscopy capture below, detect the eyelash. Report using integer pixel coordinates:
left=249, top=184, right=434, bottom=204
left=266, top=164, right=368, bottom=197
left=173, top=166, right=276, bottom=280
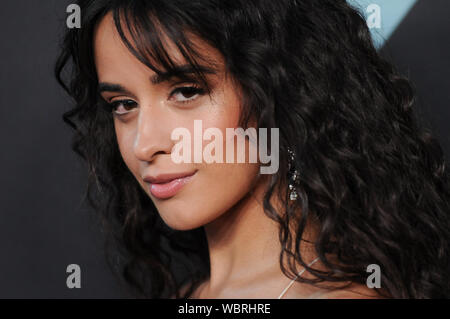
left=171, top=85, right=206, bottom=104
left=105, top=85, right=206, bottom=115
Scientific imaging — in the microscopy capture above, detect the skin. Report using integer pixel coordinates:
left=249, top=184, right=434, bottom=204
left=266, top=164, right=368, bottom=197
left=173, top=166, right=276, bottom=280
left=94, top=12, right=380, bottom=299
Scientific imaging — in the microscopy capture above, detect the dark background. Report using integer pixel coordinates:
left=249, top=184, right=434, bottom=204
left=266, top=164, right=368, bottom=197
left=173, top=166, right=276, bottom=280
left=0, top=1, right=448, bottom=298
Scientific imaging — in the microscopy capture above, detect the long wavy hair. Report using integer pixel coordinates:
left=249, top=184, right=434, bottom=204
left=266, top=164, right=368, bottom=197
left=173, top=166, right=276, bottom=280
left=55, top=0, right=450, bottom=298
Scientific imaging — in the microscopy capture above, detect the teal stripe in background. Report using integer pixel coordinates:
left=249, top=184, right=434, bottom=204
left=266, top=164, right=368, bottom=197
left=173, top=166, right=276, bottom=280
left=347, top=0, right=418, bottom=48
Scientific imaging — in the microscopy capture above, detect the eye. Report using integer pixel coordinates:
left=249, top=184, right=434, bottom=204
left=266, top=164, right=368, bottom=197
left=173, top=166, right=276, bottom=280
left=108, top=99, right=138, bottom=115
left=169, top=86, right=206, bottom=103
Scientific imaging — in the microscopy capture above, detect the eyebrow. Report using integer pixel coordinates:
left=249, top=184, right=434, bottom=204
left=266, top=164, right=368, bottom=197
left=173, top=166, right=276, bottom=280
left=98, top=64, right=218, bottom=95
left=98, top=83, right=133, bottom=95
left=149, top=64, right=217, bottom=85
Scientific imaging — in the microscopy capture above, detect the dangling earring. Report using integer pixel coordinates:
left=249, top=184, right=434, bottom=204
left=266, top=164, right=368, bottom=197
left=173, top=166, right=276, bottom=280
left=287, top=147, right=299, bottom=201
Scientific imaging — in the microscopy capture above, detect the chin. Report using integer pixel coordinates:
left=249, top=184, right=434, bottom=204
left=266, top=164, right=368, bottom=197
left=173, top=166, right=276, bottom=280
left=156, top=205, right=210, bottom=231
left=163, top=219, right=201, bottom=231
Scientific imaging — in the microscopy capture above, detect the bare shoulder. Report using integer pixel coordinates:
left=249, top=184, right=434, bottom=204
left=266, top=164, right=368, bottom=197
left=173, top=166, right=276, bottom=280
left=310, top=283, right=385, bottom=299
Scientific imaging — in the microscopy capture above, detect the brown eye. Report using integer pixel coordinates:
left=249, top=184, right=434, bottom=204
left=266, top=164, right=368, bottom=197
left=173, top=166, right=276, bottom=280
left=109, top=99, right=138, bottom=115
left=170, top=86, right=205, bottom=103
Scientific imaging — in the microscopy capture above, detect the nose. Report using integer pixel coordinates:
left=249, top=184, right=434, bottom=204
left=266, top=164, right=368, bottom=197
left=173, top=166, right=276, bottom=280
left=133, top=105, right=173, bottom=162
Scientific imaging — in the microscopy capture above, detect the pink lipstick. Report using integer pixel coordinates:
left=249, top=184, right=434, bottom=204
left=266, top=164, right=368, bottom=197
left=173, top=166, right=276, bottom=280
left=144, top=171, right=196, bottom=199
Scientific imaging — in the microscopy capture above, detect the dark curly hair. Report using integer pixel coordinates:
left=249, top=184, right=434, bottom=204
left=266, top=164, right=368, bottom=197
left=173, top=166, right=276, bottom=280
left=55, top=0, right=450, bottom=298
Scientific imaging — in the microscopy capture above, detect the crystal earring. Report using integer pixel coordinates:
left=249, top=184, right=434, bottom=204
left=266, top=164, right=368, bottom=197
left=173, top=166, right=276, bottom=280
left=287, top=147, right=299, bottom=201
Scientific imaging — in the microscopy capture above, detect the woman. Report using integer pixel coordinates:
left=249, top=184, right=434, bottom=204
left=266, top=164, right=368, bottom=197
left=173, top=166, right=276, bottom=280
left=55, top=0, right=450, bottom=298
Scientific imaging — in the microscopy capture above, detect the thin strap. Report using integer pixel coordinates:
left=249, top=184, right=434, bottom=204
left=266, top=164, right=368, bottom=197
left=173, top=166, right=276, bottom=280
left=277, top=257, right=320, bottom=299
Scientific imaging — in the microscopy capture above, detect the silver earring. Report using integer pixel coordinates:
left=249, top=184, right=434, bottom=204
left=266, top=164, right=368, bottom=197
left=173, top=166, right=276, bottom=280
left=287, top=147, right=300, bottom=201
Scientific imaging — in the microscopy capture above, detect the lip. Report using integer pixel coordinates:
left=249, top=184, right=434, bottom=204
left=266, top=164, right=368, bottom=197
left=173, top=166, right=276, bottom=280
left=143, top=170, right=197, bottom=199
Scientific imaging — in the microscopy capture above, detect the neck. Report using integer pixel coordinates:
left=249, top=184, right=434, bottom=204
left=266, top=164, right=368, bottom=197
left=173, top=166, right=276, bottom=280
left=201, top=174, right=316, bottom=297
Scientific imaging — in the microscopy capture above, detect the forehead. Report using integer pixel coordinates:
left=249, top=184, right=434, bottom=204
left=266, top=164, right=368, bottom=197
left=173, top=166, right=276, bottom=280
left=93, top=11, right=223, bottom=79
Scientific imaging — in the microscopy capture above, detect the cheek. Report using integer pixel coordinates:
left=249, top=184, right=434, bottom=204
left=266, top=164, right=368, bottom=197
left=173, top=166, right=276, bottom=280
left=203, top=162, right=260, bottom=202
left=114, top=122, right=140, bottom=177
left=158, top=92, right=262, bottom=229
left=162, top=161, right=261, bottom=231
left=187, top=118, right=260, bottom=223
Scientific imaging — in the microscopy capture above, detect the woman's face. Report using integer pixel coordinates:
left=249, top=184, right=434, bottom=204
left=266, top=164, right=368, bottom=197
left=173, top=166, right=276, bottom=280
left=94, top=13, right=263, bottom=230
